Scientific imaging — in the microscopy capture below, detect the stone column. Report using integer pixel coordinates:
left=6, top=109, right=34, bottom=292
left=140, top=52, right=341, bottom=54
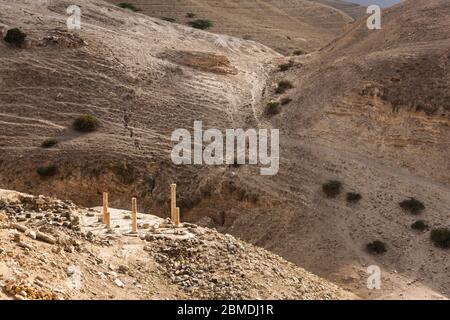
left=175, top=207, right=181, bottom=227
left=131, top=197, right=137, bottom=233
left=170, top=183, right=177, bottom=222
left=102, top=192, right=108, bottom=224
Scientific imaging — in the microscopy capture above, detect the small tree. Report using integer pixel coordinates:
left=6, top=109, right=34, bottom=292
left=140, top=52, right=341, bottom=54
left=4, top=28, right=27, bottom=46
left=186, top=13, right=196, bottom=18
left=189, top=19, right=212, bottom=30
left=399, top=197, right=425, bottom=214
left=72, top=115, right=99, bottom=133
left=322, top=180, right=342, bottom=198
left=366, top=240, right=387, bottom=254
left=430, top=228, right=450, bottom=248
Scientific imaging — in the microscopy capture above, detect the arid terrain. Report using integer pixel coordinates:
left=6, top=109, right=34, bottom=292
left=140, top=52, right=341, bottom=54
left=0, top=0, right=449, bottom=300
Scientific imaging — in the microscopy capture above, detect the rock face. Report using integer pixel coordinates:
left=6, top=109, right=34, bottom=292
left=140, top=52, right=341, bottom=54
left=0, top=189, right=355, bottom=300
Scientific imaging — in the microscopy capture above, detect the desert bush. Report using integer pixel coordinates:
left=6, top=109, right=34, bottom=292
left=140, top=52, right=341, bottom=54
left=293, top=50, right=306, bottom=56
left=366, top=240, right=387, bottom=254
left=72, top=115, right=99, bottom=133
left=117, top=3, right=141, bottom=11
left=37, top=165, right=57, bottom=177
left=275, top=80, right=294, bottom=94
left=281, top=97, right=292, bottom=105
left=186, top=13, right=196, bottom=18
left=4, top=28, right=27, bottom=46
left=322, top=180, right=342, bottom=198
left=430, top=228, right=450, bottom=248
left=266, top=101, right=281, bottom=116
left=161, top=17, right=176, bottom=22
left=278, top=62, right=294, bottom=72
left=411, top=220, right=428, bottom=231
left=41, top=139, right=57, bottom=148
left=399, top=197, right=425, bottom=214
left=188, top=19, right=212, bottom=30
left=346, top=192, right=362, bottom=203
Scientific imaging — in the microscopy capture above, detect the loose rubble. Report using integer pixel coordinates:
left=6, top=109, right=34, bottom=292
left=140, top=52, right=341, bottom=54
left=0, top=190, right=355, bottom=300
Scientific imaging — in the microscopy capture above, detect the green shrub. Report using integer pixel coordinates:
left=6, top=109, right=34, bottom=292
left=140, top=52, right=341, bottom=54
left=366, top=240, right=387, bottom=254
left=322, top=180, right=342, bottom=198
left=266, top=101, right=281, bottom=116
left=346, top=192, right=362, bottom=203
left=117, top=3, right=141, bottom=12
left=186, top=13, right=196, bottom=18
left=161, top=17, right=176, bottom=22
left=275, top=80, right=294, bottom=94
left=41, top=139, right=57, bottom=148
left=399, top=197, right=425, bottom=214
left=430, top=228, right=450, bottom=248
left=4, top=28, right=27, bottom=46
left=281, top=97, right=292, bottom=105
left=188, top=19, right=212, bottom=30
left=411, top=220, right=428, bottom=231
left=72, top=115, right=99, bottom=133
left=37, top=165, right=57, bottom=177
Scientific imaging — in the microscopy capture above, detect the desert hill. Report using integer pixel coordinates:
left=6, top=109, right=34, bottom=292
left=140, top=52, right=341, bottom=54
left=107, top=0, right=355, bottom=54
left=235, top=0, right=449, bottom=299
left=0, top=0, right=449, bottom=300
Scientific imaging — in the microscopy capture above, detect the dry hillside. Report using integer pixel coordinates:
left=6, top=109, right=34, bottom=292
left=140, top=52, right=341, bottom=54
left=0, top=0, right=449, bottom=301
left=236, top=0, right=450, bottom=299
left=107, top=0, right=355, bottom=54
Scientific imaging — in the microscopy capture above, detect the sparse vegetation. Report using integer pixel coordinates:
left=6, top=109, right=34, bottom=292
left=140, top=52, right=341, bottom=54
left=188, top=19, right=212, bottom=30
left=346, top=192, right=362, bottom=203
left=275, top=80, right=294, bottom=94
left=278, top=62, right=294, bottom=72
left=4, top=28, right=27, bottom=46
left=117, top=3, right=141, bottom=12
left=281, top=97, right=292, bottom=105
left=37, top=165, right=57, bottom=177
left=411, top=220, right=428, bottom=231
left=161, top=17, right=176, bottom=22
left=41, top=139, right=57, bottom=148
left=322, top=180, right=342, bottom=198
left=430, top=228, right=450, bottom=248
left=186, top=13, right=196, bottom=18
left=366, top=240, right=387, bottom=254
left=399, top=197, right=425, bottom=214
left=266, top=101, right=281, bottom=116
left=293, top=50, right=306, bottom=56
left=72, top=115, right=99, bottom=133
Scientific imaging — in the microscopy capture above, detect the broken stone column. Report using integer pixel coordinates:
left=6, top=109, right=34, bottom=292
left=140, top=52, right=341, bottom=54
left=131, top=197, right=137, bottom=233
left=102, top=192, right=108, bottom=223
left=174, top=207, right=181, bottom=227
left=170, top=183, right=177, bottom=222
left=102, top=192, right=111, bottom=228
